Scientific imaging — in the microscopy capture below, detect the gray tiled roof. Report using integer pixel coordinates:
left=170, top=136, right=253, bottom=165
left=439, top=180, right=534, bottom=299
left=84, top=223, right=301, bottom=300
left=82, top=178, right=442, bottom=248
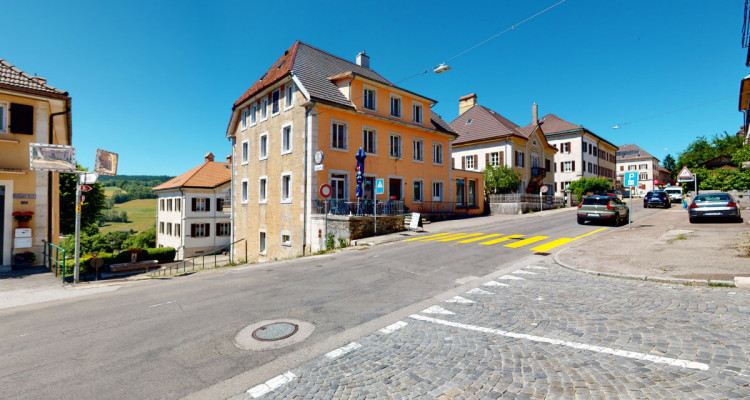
left=616, top=144, right=656, bottom=160
left=0, top=58, right=67, bottom=95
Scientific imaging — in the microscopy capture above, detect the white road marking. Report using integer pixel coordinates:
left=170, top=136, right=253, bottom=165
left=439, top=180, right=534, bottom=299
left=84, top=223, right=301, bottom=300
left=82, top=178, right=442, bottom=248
left=499, top=275, right=525, bottom=280
left=483, top=281, right=510, bottom=287
left=512, top=270, right=537, bottom=275
left=409, top=314, right=709, bottom=371
left=536, top=297, right=544, bottom=301
left=247, top=371, right=297, bottom=398
left=379, top=321, right=408, bottom=334
left=466, top=288, right=494, bottom=295
left=445, top=296, right=475, bottom=304
left=148, top=301, right=175, bottom=308
left=325, top=342, right=362, bottom=359
left=527, top=266, right=548, bottom=270
left=422, top=306, right=455, bottom=315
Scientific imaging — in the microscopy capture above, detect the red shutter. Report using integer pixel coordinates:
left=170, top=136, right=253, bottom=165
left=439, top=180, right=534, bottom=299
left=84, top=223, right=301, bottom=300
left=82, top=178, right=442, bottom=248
left=461, top=156, right=465, bottom=169
left=205, top=223, right=210, bottom=237
left=452, top=158, right=455, bottom=168
left=485, top=153, right=490, bottom=167
left=499, top=152, right=504, bottom=166
left=192, top=198, right=197, bottom=211
left=473, top=155, right=478, bottom=168
left=572, top=161, right=575, bottom=171
left=206, top=198, right=210, bottom=212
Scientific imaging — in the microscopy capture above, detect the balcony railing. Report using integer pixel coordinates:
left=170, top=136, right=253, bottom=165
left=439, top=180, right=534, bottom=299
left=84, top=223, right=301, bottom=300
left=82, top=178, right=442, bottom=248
left=531, top=167, right=547, bottom=177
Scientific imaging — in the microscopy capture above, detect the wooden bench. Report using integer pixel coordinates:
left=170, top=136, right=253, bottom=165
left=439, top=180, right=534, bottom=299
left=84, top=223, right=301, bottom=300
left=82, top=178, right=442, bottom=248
left=109, top=260, right=159, bottom=273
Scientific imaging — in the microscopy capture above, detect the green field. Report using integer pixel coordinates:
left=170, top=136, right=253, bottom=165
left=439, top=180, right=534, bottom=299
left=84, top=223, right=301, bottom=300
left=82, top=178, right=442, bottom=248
left=104, top=187, right=126, bottom=197
left=99, top=199, right=156, bottom=234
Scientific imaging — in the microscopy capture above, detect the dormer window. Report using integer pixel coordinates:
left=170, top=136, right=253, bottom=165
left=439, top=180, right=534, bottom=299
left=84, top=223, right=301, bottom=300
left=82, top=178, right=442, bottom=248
left=466, top=119, right=472, bottom=125
left=363, top=87, right=376, bottom=111
left=412, top=102, right=423, bottom=124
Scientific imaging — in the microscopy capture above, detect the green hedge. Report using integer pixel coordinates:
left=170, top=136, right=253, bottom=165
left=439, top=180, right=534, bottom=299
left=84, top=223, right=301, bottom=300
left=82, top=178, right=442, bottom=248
left=61, top=247, right=175, bottom=275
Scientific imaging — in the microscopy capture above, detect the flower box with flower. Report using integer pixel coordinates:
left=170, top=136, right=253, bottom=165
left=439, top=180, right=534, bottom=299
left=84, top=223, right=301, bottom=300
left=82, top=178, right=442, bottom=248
left=12, top=211, right=34, bottom=228
left=13, top=251, right=36, bottom=266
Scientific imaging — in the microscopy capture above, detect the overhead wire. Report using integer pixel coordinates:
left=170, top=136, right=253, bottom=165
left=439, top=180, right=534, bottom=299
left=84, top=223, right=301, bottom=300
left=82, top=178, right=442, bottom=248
left=612, top=94, right=739, bottom=129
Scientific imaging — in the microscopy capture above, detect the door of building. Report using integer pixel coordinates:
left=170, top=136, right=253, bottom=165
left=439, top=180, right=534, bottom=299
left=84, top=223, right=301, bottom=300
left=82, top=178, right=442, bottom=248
left=363, top=177, right=374, bottom=200
left=388, top=178, right=402, bottom=200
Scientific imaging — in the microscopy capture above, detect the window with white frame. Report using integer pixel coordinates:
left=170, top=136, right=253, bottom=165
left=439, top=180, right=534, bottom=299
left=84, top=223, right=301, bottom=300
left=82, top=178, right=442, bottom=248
left=259, top=132, right=268, bottom=160
left=389, top=134, right=401, bottom=158
left=363, top=128, right=376, bottom=154
left=192, top=223, right=209, bottom=238
left=250, top=103, right=257, bottom=126
left=331, top=121, right=347, bottom=150
left=175, top=198, right=181, bottom=212
left=259, top=231, right=266, bottom=254
left=0, top=102, right=7, bottom=133
left=412, top=139, right=423, bottom=162
left=241, top=179, right=249, bottom=204
left=331, top=173, right=347, bottom=199
left=260, top=98, right=268, bottom=121
left=166, top=223, right=172, bottom=235
left=466, top=155, right=475, bottom=169
left=489, top=152, right=500, bottom=166
left=159, top=221, right=164, bottom=234
left=160, top=199, right=165, bottom=211
left=433, top=143, right=443, bottom=165
left=284, top=84, right=295, bottom=110
left=363, top=87, right=376, bottom=111
left=413, top=179, right=424, bottom=202
left=432, top=181, right=443, bottom=201
left=639, top=163, right=648, bottom=170
left=412, top=103, right=423, bottom=124
left=563, top=161, right=573, bottom=172
left=241, top=140, right=249, bottom=164
left=281, top=233, right=291, bottom=246
left=240, top=108, right=248, bottom=130
left=628, top=165, right=637, bottom=171
left=194, top=197, right=208, bottom=212
left=639, top=172, right=648, bottom=180
left=271, top=89, right=281, bottom=116
left=216, top=222, right=230, bottom=237
left=281, top=173, right=292, bottom=203
left=167, top=199, right=173, bottom=211
left=259, top=177, right=267, bottom=203
left=175, top=223, right=181, bottom=237
left=281, top=123, right=292, bottom=154
left=390, top=95, right=401, bottom=118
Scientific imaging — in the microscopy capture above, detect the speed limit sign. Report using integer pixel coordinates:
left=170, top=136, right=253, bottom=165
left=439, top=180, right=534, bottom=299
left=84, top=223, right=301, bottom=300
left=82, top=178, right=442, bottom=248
left=319, top=183, right=332, bottom=198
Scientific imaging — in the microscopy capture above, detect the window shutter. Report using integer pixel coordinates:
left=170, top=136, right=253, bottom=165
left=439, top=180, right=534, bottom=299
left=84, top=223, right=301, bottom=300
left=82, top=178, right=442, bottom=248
left=572, top=161, right=575, bottom=171
left=216, top=223, right=220, bottom=235
left=10, top=103, right=33, bottom=135
left=452, top=158, right=455, bottom=169
left=192, top=198, right=197, bottom=211
left=190, top=224, right=195, bottom=237
left=473, top=155, right=478, bottom=168
left=499, top=152, right=504, bottom=166
left=461, top=156, right=465, bottom=169
left=216, top=198, right=222, bottom=211
left=206, top=198, right=210, bottom=212
left=205, top=223, right=210, bottom=237
left=485, top=153, right=489, bottom=167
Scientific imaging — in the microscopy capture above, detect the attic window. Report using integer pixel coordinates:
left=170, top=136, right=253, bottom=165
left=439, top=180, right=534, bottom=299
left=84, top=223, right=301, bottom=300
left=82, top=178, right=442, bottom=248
left=277, top=60, right=286, bottom=69
left=466, top=119, right=472, bottom=125
left=532, top=140, right=537, bottom=146
left=259, top=72, right=267, bottom=81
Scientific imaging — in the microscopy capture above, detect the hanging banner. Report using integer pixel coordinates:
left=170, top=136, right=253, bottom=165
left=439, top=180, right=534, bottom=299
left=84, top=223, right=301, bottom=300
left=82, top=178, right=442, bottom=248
left=355, top=148, right=366, bottom=198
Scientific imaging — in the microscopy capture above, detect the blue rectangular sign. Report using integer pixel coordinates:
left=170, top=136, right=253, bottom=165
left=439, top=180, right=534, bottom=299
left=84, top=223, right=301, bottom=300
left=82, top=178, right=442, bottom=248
left=624, top=171, right=638, bottom=187
left=375, top=179, right=385, bottom=195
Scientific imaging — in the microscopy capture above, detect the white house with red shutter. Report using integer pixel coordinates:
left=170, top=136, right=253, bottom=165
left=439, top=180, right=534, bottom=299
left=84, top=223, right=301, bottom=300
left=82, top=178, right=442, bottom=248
left=153, top=153, right=231, bottom=260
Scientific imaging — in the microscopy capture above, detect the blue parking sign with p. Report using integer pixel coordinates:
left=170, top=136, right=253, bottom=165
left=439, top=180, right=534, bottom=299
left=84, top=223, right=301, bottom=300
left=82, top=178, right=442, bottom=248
left=375, top=179, right=385, bottom=195
left=624, top=172, right=638, bottom=187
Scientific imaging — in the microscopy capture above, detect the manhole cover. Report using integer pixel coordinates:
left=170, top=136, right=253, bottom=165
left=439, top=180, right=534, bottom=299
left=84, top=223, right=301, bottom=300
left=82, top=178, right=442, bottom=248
left=252, top=322, right=299, bottom=341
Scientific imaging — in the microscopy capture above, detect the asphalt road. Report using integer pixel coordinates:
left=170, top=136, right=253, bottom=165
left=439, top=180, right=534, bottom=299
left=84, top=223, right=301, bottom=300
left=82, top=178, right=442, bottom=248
left=0, top=202, right=668, bottom=399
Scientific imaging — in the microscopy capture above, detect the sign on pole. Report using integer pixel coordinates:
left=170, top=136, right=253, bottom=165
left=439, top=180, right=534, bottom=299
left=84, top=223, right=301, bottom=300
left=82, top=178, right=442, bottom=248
left=375, top=179, right=385, bottom=195
left=319, top=184, right=332, bottom=198
left=676, top=166, right=694, bottom=183
left=624, top=171, right=638, bottom=188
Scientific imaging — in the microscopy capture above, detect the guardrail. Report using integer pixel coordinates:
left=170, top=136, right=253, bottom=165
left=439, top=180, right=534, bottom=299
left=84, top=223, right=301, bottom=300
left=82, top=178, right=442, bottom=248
left=148, top=238, right=246, bottom=278
left=314, top=199, right=405, bottom=216
left=43, top=240, right=67, bottom=283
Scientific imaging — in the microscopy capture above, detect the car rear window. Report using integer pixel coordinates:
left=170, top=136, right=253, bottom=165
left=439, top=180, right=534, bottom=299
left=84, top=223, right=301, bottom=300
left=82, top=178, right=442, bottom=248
left=582, top=198, right=609, bottom=205
left=695, top=194, right=731, bottom=202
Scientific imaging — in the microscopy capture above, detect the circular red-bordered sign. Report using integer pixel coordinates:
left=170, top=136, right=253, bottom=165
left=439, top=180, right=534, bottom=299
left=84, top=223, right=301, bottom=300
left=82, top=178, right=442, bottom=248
left=540, top=186, right=548, bottom=193
left=319, top=184, right=332, bottom=198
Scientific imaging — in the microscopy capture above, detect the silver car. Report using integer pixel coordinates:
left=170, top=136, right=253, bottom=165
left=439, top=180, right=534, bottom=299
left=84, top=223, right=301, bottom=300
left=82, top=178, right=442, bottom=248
left=688, top=193, right=742, bottom=223
left=577, top=196, right=629, bottom=226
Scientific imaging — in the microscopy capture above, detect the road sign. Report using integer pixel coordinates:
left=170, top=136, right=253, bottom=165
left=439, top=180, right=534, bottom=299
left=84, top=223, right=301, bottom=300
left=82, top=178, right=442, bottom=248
left=540, top=186, right=548, bottom=194
left=319, top=183, right=332, bottom=198
left=677, top=166, right=694, bottom=183
left=624, top=171, right=638, bottom=187
left=80, top=185, right=92, bottom=192
left=375, top=179, right=385, bottom=195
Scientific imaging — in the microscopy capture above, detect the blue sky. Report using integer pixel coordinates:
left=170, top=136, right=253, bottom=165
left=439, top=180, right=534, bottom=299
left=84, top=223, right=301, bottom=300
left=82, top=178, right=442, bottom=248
left=2, top=0, right=746, bottom=175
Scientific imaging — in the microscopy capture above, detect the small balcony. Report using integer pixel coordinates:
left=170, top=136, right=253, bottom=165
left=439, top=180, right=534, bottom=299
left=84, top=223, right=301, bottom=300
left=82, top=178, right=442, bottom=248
left=531, top=167, right=547, bottom=177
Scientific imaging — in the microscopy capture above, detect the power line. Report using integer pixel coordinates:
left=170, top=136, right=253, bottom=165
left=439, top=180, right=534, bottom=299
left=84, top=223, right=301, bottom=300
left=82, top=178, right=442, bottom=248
left=395, top=0, right=568, bottom=84
left=612, top=94, right=738, bottom=129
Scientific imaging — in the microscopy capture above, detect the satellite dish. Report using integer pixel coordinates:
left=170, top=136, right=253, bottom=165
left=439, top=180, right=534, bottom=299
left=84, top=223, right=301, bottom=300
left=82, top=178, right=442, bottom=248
left=433, top=63, right=451, bottom=74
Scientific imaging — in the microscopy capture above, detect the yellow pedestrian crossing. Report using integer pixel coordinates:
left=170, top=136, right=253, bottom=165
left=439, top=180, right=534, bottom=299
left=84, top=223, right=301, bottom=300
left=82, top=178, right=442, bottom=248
left=404, top=227, right=610, bottom=253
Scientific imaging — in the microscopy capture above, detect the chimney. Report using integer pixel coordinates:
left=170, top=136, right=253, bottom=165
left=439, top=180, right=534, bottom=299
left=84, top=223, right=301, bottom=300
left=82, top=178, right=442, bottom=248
left=32, top=76, right=47, bottom=85
left=205, top=152, right=214, bottom=162
left=226, top=155, right=232, bottom=163
left=459, top=93, right=477, bottom=116
left=356, top=51, right=369, bottom=68
left=532, top=103, right=538, bottom=124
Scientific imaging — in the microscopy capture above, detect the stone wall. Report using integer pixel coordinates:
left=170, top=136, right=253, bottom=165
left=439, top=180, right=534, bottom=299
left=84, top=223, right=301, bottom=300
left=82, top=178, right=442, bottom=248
left=310, top=215, right=404, bottom=251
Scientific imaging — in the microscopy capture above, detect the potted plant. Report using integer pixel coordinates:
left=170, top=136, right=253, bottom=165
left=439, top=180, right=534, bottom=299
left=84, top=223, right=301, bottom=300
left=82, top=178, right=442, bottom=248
left=12, top=211, right=34, bottom=228
left=13, top=251, right=36, bottom=267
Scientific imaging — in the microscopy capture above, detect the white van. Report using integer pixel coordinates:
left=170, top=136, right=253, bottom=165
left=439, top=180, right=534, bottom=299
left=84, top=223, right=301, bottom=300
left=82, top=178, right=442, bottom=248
left=663, top=187, right=683, bottom=203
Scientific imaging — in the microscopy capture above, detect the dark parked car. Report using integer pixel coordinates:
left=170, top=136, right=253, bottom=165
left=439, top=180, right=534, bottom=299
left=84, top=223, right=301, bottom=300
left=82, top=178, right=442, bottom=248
left=577, top=196, right=629, bottom=226
left=643, top=190, right=669, bottom=208
left=688, top=193, right=743, bottom=223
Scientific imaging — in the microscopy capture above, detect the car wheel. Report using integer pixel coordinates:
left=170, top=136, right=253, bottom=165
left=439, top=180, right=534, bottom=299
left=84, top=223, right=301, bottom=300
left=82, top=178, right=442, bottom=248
left=613, top=214, right=621, bottom=226
left=577, top=217, right=585, bottom=225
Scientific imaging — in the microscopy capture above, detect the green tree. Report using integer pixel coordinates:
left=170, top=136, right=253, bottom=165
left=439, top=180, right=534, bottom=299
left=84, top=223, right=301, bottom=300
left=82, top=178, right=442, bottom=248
left=567, top=177, right=612, bottom=202
left=662, top=154, right=676, bottom=177
left=734, top=145, right=750, bottom=165
left=59, top=165, right=106, bottom=235
left=122, top=228, right=156, bottom=249
left=483, top=165, right=522, bottom=194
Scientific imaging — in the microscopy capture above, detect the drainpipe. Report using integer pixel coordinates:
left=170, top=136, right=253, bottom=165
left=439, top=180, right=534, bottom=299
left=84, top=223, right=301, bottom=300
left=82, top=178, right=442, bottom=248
left=179, top=188, right=185, bottom=260
left=302, top=101, right=317, bottom=256
left=227, top=142, right=234, bottom=262
left=48, top=107, right=70, bottom=245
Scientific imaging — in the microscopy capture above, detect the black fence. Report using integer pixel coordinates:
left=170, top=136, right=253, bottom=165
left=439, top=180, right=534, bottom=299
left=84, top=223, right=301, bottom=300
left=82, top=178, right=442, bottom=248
left=315, top=199, right=405, bottom=216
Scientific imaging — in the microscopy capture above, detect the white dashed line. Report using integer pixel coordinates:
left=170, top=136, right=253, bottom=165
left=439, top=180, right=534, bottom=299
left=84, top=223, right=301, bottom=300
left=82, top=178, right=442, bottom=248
left=379, top=321, right=408, bottom=334
left=409, top=314, right=709, bottom=371
left=466, top=288, right=494, bottom=295
left=483, top=281, right=510, bottom=287
left=512, top=270, right=537, bottom=275
left=148, top=301, right=174, bottom=308
left=445, top=296, right=475, bottom=304
left=499, top=275, right=525, bottom=280
left=247, top=371, right=297, bottom=398
left=422, top=306, right=455, bottom=315
left=325, top=342, right=362, bottom=359
left=527, top=266, right=548, bottom=270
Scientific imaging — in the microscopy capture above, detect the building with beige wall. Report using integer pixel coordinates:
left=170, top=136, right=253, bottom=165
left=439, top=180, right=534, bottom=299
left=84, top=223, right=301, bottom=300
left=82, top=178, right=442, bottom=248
left=449, top=94, right=557, bottom=194
left=616, top=144, right=661, bottom=196
left=0, top=58, right=71, bottom=270
left=153, top=153, right=231, bottom=260
left=226, top=42, right=471, bottom=264
left=538, top=112, right=618, bottom=193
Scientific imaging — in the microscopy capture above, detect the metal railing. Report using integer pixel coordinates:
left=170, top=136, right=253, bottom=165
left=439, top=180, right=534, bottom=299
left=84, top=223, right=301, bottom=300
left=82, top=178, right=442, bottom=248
left=314, top=199, right=405, bottom=216
left=43, top=240, right=67, bottom=283
left=148, top=238, right=246, bottom=278
left=408, top=201, right=478, bottom=214
left=488, top=193, right=564, bottom=205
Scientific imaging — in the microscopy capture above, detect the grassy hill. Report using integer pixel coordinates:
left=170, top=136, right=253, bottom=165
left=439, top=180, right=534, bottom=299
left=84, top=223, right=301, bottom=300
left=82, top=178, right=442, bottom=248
left=98, top=199, right=156, bottom=234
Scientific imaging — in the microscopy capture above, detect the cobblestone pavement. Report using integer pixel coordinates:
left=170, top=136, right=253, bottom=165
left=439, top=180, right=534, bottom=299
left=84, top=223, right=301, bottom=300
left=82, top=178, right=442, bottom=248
left=236, top=261, right=750, bottom=399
